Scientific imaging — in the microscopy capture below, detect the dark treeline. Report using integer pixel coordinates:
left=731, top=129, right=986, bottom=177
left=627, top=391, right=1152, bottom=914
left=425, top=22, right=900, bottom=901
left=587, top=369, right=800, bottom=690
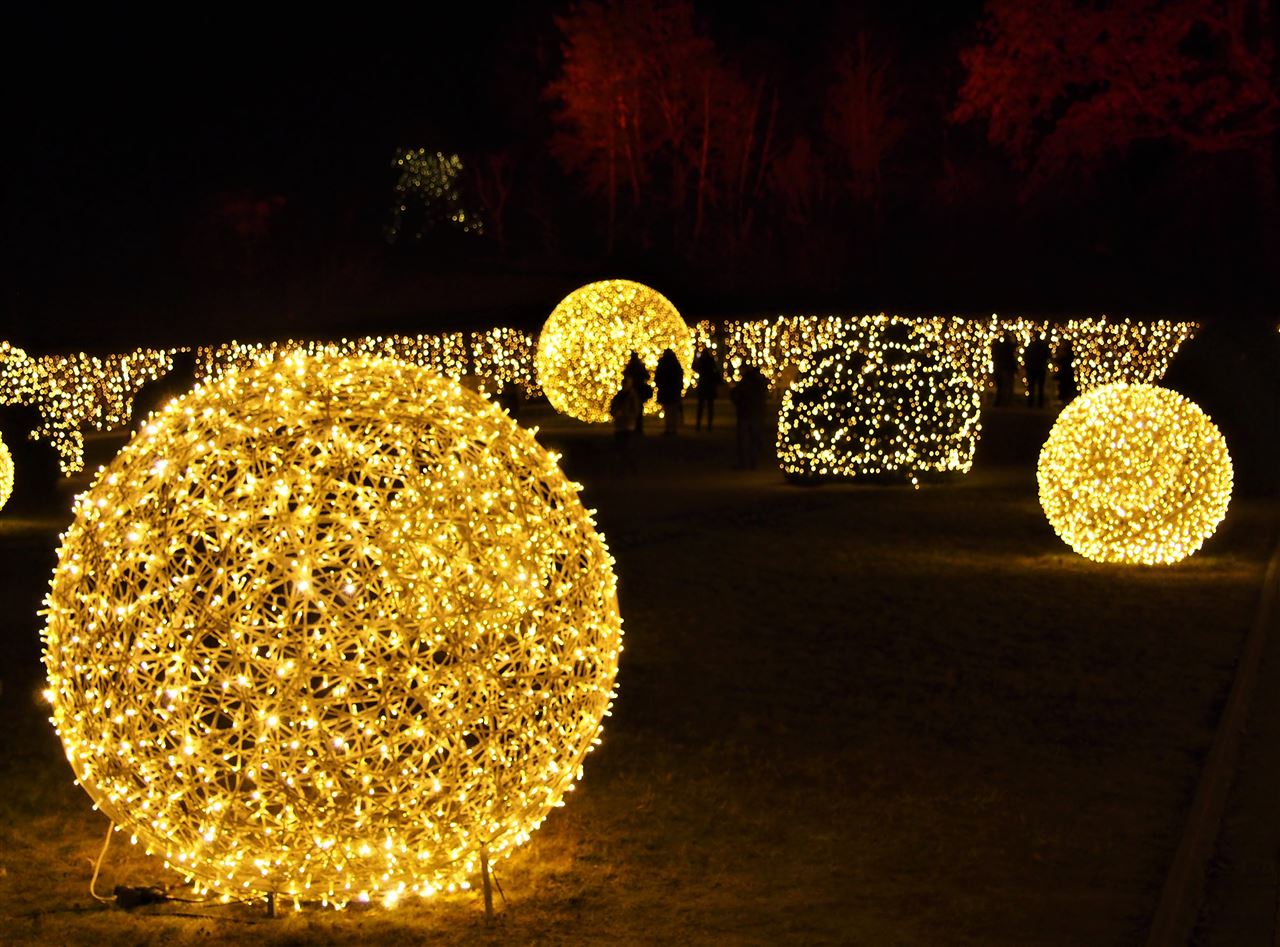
left=4, top=1, right=1278, bottom=349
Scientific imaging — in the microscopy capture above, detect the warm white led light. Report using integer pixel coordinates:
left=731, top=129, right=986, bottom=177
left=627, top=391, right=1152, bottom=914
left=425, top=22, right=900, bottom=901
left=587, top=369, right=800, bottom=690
left=777, top=318, right=982, bottom=483
left=1037, top=382, right=1232, bottom=564
left=0, top=432, right=12, bottom=511
left=43, top=352, right=622, bottom=903
left=535, top=280, right=693, bottom=423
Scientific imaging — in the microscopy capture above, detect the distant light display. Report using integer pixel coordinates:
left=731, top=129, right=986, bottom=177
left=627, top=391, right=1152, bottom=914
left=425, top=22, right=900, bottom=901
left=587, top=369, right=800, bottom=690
left=776, top=317, right=982, bottom=484
left=0, top=432, right=12, bottom=511
left=0, top=314, right=1195, bottom=476
left=0, top=345, right=177, bottom=475
left=535, top=280, right=693, bottom=423
left=43, top=353, right=623, bottom=906
left=1037, top=383, right=1232, bottom=564
left=386, top=148, right=482, bottom=243
left=468, top=327, right=541, bottom=398
left=693, top=314, right=1197, bottom=396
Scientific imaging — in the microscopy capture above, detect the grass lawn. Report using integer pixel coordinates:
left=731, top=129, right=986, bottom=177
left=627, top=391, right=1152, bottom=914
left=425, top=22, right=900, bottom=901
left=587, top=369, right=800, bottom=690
left=0, top=402, right=1274, bottom=945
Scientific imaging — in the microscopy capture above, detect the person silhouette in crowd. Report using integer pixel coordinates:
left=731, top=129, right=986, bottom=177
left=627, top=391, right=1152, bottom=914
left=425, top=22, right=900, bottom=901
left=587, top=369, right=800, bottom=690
left=1023, top=332, right=1051, bottom=408
left=622, top=351, right=652, bottom=434
left=609, top=375, right=641, bottom=474
left=692, top=346, right=722, bottom=431
left=990, top=332, right=1017, bottom=406
left=1054, top=339, right=1078, bottom=405
left=730, top=364, right=770, bottom=469
left=653, top=348, right=684, bottom=436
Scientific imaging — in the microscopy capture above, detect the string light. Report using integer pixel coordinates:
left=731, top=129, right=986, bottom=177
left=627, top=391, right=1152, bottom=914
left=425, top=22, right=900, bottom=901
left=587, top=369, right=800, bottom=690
left=694, top=315, right=1197, bottom=395
left=1037, top=382, right=1232, bottom=564
left=0, top=432, right=12, bottom=512
left=0, top=315, right=1196, bottom=477
left=42, top=353, right=623, bottom=904
left=469, top=327, right=541, bottom=398
left=535, top=280, right=694, bottom=423
left=0, top=346, right=177, bottom=475
left=776, top=317, right=982, bottom=484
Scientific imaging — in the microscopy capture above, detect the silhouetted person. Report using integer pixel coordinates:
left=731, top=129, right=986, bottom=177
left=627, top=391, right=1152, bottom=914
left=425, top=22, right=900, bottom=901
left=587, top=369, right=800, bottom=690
left=132, top=349, right=198, bottom=428
left=990, top=333, right=1017, bottom=406
left=692, top=347, right=722, bottom=431
left=653, top=348, right=684, bottom=436
left=730, top=365, right=770, bottom=469
left=622, top=351, right=652, bottom=434
left=1054, top=340, right=1078, bottom=404
left=609, top=375, right=641, bottom=474
left=1024, top=333, right=1051, bottom=408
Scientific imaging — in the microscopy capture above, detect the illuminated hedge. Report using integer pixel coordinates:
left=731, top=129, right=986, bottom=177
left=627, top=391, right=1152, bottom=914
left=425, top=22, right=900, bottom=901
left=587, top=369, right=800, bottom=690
left=43, top=353, right=623, bottom=906
left=1037, top=383, right=1232, bottom=564
left=777, top=319, right=982, bottom=483
left=535, top=280, right=693, bottom=423
left=0, top=432, right=11, bottom=511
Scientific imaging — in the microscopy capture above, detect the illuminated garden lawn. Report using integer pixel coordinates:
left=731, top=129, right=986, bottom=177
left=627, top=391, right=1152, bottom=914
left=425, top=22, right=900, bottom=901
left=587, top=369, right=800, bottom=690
left=0, top=406, right=1273, bottom=945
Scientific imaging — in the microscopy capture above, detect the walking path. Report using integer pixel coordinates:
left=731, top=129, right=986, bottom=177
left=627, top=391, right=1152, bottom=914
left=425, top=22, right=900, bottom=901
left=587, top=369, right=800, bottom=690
left=1153, top=535, right=1280, bottom=946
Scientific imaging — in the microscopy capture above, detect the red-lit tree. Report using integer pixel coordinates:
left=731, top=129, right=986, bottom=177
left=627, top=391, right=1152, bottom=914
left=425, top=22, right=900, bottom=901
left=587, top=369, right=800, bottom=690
left=826, top=33, right=904, bottom=205
left=546, top=0, right=781, bottom=250
left=824, top=32, right=905, bottom=264
left=953, top=0, right=1279, bottom=186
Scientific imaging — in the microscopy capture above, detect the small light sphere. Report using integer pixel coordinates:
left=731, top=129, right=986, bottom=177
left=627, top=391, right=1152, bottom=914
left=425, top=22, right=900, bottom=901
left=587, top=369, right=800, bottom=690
left=776, top=319, right=982, bottom=482
left=535, top=279, right=693, bottom=422
left=0, top=431, right=12, bottom=511
left=1037, top=382, right=1233, bottom=564
left=43, top=353, right=622, bottom=902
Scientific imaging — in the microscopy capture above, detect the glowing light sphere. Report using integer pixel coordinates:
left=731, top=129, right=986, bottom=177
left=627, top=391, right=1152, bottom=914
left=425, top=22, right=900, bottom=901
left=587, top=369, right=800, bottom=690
left=777, top=320, right=982, bottom=483
left=0, top=432, right=12, bottom=511
left=535, top=280, right=693, bottom=423
left=43, top=353, right=622, bottom=904
left=1037, top=383, right=1232, bottom=564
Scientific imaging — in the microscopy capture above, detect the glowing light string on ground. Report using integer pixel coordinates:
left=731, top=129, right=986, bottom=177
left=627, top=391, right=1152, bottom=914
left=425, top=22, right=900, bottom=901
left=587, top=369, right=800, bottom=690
left=0, top=432, right=12, bottom=511
left=43, top=353, right=623, bottom=905
left=776, top=317, right=982, bottom=484
left=536, top=280, right=694, bottom=423
left=1036, top=382, right=1232, bottom=564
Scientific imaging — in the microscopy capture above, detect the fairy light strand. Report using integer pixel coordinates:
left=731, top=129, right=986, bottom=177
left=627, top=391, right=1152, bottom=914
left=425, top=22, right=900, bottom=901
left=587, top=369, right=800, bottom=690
left=42, top=352, right=623, bottom=904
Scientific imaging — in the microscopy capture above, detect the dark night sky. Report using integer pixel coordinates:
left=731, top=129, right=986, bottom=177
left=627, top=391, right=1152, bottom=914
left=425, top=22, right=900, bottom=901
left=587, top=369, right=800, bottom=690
left=4, top=1, right=1265, bottom=350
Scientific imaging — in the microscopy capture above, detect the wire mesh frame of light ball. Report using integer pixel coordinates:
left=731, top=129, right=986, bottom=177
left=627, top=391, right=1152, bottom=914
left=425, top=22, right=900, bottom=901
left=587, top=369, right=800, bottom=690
left=42, top=352, right=623, bottom=906
left=535, top=279, right=694, bottom=423
left=776, top=323, right=983, bottom=484
left=0, top=431, right=12, bottom=511
left=1036, top=382, right=1232, bottom=565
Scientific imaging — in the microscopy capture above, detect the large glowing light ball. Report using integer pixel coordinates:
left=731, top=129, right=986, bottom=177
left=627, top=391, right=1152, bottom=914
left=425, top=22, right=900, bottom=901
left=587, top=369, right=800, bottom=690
left=777, top=320, right=982, bottom=483
left=1037, top=383, right=1232, bottom=564
left=0, top=432, right=12, bottom=511
left=43, top=353, right=622, bottom=904
left=535, top=279, right=693, bottom=422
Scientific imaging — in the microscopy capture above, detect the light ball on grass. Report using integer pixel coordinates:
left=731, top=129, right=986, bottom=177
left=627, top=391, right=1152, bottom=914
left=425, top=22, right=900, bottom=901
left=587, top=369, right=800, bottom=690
left=776, top=320, right=982, bottom=484
left=42, top=352, right=623, bottom=904
left=0, top=432, right=11, bottom=511
left=1037, top=382, right=1232, bottom=564
left=535, top=279, right=693, bottom=423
